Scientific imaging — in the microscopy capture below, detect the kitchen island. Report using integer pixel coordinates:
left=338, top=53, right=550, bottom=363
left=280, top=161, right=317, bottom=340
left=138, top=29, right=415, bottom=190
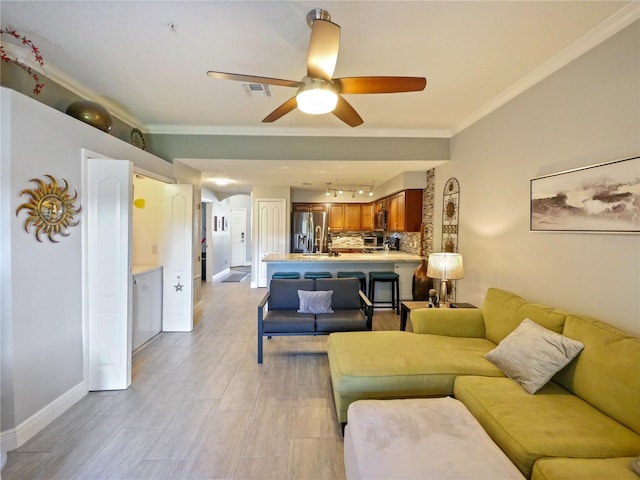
left=262, top=252, right=423, bottom=301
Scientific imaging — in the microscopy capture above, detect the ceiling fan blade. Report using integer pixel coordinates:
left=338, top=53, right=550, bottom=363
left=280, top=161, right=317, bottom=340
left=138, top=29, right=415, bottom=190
left=332, top=95, right=363, bottom=127
left=334, top=76, right=427, bottom=94
left=307, top=19, right=340, bottom=81
left=262, top=96, right=298, bottom=123
left=207, top=71, right=302, bottom=88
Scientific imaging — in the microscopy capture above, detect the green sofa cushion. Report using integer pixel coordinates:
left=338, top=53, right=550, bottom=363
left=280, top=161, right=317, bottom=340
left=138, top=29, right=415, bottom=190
left=327, top=331, right=503, bottom=422
left=532, top=457, right=639, bottom=480
left=553, top=314, right=640, bottom=435
left=454, top=376, right=640, bottom=479
left=481, top=288, right=566, bottom=344
left=411, top=307, right=486, bottom=337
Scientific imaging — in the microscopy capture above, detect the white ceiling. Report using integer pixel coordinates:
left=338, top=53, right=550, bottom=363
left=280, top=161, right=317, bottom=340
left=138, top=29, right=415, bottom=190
left=2, top=1, right=636, bottom=194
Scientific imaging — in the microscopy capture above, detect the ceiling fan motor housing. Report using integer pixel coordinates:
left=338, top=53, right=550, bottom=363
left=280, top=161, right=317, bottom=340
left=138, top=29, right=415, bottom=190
left=306, top=8, right=332, bottom=27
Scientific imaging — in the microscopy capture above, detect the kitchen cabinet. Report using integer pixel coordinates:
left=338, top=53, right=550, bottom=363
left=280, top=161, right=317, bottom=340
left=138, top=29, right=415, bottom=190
left=293, top=203, right=327, bottom=212
left=344, top=204, right=361, bottom=230
left=360, top=203, right=373, bottom=231
left=329, top=203, right=369, bottom=231
left=386, top=189, right=423, bottom=232
left=328, top=203, right=346, bottom=230
left=133, top=266, right=163, bottom=351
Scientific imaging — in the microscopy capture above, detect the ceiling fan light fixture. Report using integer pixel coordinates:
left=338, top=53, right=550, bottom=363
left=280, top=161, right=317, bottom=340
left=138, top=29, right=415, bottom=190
left=296, top=81, right=338, bottom=115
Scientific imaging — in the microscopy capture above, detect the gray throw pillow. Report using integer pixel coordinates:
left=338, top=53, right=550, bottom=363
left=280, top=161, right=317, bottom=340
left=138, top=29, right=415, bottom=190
left=297, top=290, right=334, bottom=314
left=485, top=318, right=584, bottom=394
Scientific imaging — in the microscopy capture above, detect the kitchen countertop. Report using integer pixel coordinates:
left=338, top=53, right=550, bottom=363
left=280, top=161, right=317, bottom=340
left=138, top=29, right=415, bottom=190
left=262, top=252, right=424, bottom=263
left=133, top=265, right=162, bottom=275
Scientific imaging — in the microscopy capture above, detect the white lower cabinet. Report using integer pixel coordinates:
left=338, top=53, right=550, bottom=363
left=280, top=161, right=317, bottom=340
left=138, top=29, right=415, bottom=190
left=133, top=266, right=163, bottom=351
left=395, top=262, right=419, bottom=300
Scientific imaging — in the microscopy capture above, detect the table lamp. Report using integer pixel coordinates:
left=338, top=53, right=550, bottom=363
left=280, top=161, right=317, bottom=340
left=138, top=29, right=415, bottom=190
left=426, top=253, right=464, bottom=307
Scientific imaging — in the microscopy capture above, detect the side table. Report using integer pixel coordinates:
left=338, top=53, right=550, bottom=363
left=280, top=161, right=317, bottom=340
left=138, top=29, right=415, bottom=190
left=400, top=301, right=478, bottom=331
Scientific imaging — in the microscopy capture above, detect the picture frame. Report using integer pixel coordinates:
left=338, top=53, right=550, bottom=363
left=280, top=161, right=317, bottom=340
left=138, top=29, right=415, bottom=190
left=223, top=216, right=229, bottom=231
left=530, top=155, right=640, bottom=233
left=213, top=215, right=218, bottom=231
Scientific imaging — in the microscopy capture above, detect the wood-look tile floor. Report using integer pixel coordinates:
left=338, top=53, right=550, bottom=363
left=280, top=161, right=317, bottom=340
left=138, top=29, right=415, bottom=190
left=3, top=275, right=406, bottom=480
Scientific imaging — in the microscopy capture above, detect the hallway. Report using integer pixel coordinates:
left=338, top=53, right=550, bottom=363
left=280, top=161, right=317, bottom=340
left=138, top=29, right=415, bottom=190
left=3, top=276, right=402, bottom=479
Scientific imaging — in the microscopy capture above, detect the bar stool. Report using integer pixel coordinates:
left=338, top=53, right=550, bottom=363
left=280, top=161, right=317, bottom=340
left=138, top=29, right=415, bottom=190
left=337, top=271, right=367, bottom=293
left=272, top=272, right=300, bottom=279
left=304, top=271, right=332, bottom=279
left=368, top=271, right=400, bottom=314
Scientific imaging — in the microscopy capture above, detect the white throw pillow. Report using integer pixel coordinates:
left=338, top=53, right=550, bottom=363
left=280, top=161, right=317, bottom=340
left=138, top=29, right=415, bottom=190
left=485, top=318, right=584, bottom=394
left=297, top=290, right=334, bottom=314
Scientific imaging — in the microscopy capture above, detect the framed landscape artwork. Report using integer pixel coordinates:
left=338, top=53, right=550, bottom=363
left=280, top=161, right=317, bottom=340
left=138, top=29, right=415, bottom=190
left=530, top=155, right=640, bottom=233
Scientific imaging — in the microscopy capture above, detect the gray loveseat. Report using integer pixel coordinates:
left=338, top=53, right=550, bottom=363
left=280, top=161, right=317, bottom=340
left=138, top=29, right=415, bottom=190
left=258, top=277, right=373, bottom=363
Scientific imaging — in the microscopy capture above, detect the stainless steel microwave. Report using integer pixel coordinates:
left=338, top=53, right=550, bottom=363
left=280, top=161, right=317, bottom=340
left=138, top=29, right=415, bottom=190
left=374, top=210, right=387, bottom=230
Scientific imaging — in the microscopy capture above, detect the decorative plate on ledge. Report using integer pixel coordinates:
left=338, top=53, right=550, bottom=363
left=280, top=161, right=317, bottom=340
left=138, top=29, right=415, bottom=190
left=130, top=128, right=145, bottom=150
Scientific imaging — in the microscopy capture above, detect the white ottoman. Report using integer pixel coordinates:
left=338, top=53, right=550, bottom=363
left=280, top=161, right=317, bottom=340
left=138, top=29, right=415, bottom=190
left=344, top=396, right=525, bottom=480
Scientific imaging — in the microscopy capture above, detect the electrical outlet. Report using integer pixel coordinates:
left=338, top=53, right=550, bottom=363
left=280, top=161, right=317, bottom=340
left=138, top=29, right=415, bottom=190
left=151, top=245, right=158, bottom=254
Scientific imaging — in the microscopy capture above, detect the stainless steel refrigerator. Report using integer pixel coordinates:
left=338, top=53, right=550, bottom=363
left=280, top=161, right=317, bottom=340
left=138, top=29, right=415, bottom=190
left=291, top=211, right=328, bottom=253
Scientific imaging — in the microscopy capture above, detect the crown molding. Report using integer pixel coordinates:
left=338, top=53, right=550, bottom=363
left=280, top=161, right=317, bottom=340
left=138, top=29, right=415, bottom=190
left=2, top=42, right=146, bottom=130
left=144, top=124, right=452, bottom=138
left=451, top=2, right=640, bottom=136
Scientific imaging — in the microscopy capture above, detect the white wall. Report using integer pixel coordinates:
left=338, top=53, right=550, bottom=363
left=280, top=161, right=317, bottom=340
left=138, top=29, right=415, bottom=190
left=435, top=22, right=640, bottom=335
left=0, top=88, right=173, bottom=450
left=132, top=175, right=165, bottom=266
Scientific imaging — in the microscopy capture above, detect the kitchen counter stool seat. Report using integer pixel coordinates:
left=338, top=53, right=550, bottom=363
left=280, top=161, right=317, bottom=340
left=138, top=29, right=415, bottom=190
left=304, top=271, right=332, bottom=279
left=272, top=272, right=300, bottom=279
left=368, top=271, right=400, bottom=314
left=337, top=271, right=367, bottom=293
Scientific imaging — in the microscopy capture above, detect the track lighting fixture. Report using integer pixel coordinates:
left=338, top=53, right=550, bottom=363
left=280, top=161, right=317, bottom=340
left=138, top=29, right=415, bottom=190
left=324, top=182, right=374, bottom=198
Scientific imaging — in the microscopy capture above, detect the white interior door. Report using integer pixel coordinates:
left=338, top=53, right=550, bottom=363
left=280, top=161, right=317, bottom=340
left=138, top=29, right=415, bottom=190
left=87, top=158, right=132, bottom=391
left=162, top=184, right=194, bottom=332
left=230, top=208, right=246, bottom=267
left=257, top=200, right=287, bottom=287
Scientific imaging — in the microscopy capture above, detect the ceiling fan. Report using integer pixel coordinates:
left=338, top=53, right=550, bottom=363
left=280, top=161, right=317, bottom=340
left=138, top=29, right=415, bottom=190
left=207, top=8, right=427, bottom=127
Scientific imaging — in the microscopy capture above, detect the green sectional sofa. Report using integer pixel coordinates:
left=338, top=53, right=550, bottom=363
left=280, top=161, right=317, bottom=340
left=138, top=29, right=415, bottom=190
left=327, top=287, right=640, bottom=479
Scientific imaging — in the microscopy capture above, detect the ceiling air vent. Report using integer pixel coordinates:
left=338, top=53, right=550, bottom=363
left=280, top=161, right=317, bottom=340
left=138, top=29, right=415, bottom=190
left=243, top=83, right=272, bottom=97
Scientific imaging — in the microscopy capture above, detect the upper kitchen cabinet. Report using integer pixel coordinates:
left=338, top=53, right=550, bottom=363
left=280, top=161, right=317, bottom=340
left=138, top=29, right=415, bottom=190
left=293, top=203, right=327, bottom=212
left=344, top=204, right=362, bottom=230
left=328, top=203, right=346, bottom=230
left=386, top=190, right=423, bottom=232
left=360, top=203, right=373, bottom=231
left=328, top=203, right=369, bottom=231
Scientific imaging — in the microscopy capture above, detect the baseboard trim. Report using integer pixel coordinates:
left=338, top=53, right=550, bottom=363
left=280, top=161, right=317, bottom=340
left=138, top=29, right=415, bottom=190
left=212, top=268, right=231, bottom=282
left=1, top=381, right=87, bottom=454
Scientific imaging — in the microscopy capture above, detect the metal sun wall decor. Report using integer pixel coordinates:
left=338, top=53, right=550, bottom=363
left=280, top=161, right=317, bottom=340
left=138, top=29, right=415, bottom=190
left=16, top=175, right=81, bottom=242
left=530, top=155, right=640, bottom=233
left=441, top=177, right=460, bottom=302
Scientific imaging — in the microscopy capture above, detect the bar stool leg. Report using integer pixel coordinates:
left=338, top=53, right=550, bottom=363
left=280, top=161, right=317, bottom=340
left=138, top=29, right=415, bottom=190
left=369, top=277, right=375, bottom=305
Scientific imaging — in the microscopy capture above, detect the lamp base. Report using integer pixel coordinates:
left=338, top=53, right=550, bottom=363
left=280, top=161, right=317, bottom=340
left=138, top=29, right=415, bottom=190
left=438, top=280, right=449, bottom=308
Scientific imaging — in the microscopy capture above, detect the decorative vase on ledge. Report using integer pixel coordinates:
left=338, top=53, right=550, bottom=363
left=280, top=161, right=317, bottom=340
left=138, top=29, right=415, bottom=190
left=65, top=100, right=113, bottom=133
left=412, top=259, right=433, bottom=301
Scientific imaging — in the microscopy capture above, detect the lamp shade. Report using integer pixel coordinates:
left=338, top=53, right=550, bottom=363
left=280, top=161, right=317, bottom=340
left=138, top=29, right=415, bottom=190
left=426, top=253, right=464, bottom=280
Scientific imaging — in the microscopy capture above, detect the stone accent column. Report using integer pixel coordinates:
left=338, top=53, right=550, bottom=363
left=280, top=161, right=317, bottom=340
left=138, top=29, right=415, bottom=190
left=423, top=169, right=435, bottom=255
